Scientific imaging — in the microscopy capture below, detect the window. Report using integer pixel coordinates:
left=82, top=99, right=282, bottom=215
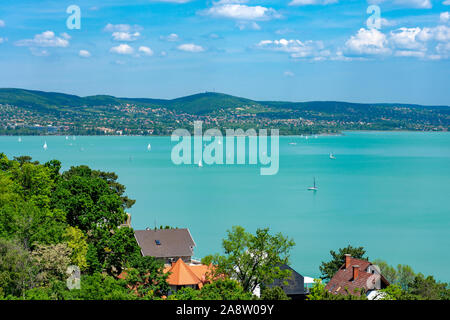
left=155, top=240, right=161, bottom=245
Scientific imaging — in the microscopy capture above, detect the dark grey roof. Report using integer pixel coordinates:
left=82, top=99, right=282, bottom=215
left=134, top=229, right=195, bottom=258
left=269, top=264, right=305, bottom=295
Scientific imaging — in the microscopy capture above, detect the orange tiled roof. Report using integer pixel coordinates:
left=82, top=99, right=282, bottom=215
left=164, top=259, right=214, bottom=288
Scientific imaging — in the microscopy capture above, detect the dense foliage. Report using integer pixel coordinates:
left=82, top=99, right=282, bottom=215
left=202, top=226, right=295, bottom=293
left=0, top=153, right=167, bottom=300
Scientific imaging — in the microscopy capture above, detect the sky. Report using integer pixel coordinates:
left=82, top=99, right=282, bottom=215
left=0, top=0, right=449, bottom=105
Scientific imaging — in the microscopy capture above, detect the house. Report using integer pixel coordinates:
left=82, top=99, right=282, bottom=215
left=267, top=264, right=308, bottom=300
left=134, top=228, right=196, bottom=265
left=325, top=254, right=390, bottom=299
left=163, top=258, right=215, bottom=294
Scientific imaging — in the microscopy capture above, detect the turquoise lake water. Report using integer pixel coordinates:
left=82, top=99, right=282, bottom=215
left=1, top=132, right=449, bottom=281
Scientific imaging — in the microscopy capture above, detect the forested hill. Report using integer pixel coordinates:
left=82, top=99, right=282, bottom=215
left=0, top=88, right=448, bottom=114
left=0, top=88, right=448, bottom=135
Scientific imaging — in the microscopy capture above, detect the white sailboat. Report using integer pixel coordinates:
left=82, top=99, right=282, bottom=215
left=308, top=178, right=318, bottom=191
left=43, top=141, right=48, bottom=150
left=147, top=143, right=151, bottom=151
left=65, top=136, right=69, bottom=140
left=18, top=137, right=22, bottom=143
left=198, top=160, right=203, bottom=168
left=329, top=152, right=336, bottom=160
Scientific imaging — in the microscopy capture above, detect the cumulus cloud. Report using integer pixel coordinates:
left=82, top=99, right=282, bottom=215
left=110, top=44, right=134, bottom=55
left=441, top=12, right=450, bottom=23
left=15, top=31, right=69, bottom=48
left=256, top=38, right=330, bottom=59
left=79, top=50, right=91, bottom=58
left=344, top=28, right=390, bottom=56
left=390, top=27, right=426, bottom=50
left=444, top=0, right=450, bottom=5
left=138, top=46, right=154, bottom=56
left=177, top=43, right=205, bottom=52
left=0, top=37, right=4, bottom=44
left=112, top=31, right=141, bottom=42
left=203, top=3, right=280, bottom=21
left=160, top=33, right=179, bottom=42
left=0, top=20, right=5, bottom=27
left=284, top=71, right=295, bottom=77
left=289, top=0, right=338, bottom=6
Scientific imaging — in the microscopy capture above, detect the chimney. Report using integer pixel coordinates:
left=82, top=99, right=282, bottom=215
left=352, top=265, right=360, bottom=280
left=345, top=254, right=351, bottom=269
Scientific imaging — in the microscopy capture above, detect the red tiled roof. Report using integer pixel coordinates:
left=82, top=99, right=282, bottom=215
left=325, top=257, right=389, bottom=296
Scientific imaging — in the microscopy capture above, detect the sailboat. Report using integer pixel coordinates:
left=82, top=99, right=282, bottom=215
left=198, top=160, right=203, bottom=168
left=43, top=141, right=48, bottom=150
left=147, top=143, right=151, bottom=151
left=18, top=137, right=22, bottom=143
left=308, top=178, right=318, bottom=191
left=329, top=152, right=336, bottom=160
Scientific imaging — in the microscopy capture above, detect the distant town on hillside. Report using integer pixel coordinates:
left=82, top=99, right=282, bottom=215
left=0, top=88, right=448, bottom=136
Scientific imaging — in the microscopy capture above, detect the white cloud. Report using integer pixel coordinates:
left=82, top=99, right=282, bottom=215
left=15, top=31, right=69, bottom=48
left=344, top=28, right=390, bottom=56
left=160, top=33, right=179, bottom=42
left=138, top=46, right=154, bottom=56
left=390, top=27, right=426, bottom=50
left=79, top=50, right=91, bottom=58
left=110, top=44, right=134, bottom=55
left=0, top=20, right=5, bottom=27
left=203, top=4, right=280, bottom=20
left=444, top=0, right=450, bottom=5
left=368, top=0, right=431, bottom=9
left=112, top=31, right=141, bottom=41
left=256, top=38, right=330, bottom=59
left=440, top=12, right=450, bottom=23
left=284, top=71, right=295, bottom=77
left=236, top=21, right=261, bottom=30
left=394, top=50, right=426, bottom=57
left=177, top=43, right=205, bottom=52
left=103, top=23, right=142, bottom=33
left=60, top=32, right=71, bottom=40
left=0, top=37, right=4, bottom=43
left=289, top=0, right=338, bottom=6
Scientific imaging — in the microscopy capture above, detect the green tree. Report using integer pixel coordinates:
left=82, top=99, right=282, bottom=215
left=203, top=226, right=295, bottom=293
left=64, top=226, right=89, bottom=270
left=408, top=274, right=450, bottom=300
left=319, top=245, right=368, bottom=280
left=372, top=259, right=397, bottom=284
left=124, top=255, right=169, bottom=298
left=31, top=243, right=72, bottom=286
left=0, top=239, right=37, bottom=298
left=260, top=286, right=290, bottom=300
left=307, top=279, right=367, bottom=300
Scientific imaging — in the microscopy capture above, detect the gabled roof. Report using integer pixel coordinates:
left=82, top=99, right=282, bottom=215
left=134, top=229, right=195, bottom=258
left=269, top=264, right=305, bottom=295
left=325, top=256, right=390, bottom=296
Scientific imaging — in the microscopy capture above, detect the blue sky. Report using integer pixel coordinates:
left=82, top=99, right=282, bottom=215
left=0, top=0, right=449, bottom=105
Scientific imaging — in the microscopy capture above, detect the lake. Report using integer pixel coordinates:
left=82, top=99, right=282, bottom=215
left=1, top=132, right=449, bottom=281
